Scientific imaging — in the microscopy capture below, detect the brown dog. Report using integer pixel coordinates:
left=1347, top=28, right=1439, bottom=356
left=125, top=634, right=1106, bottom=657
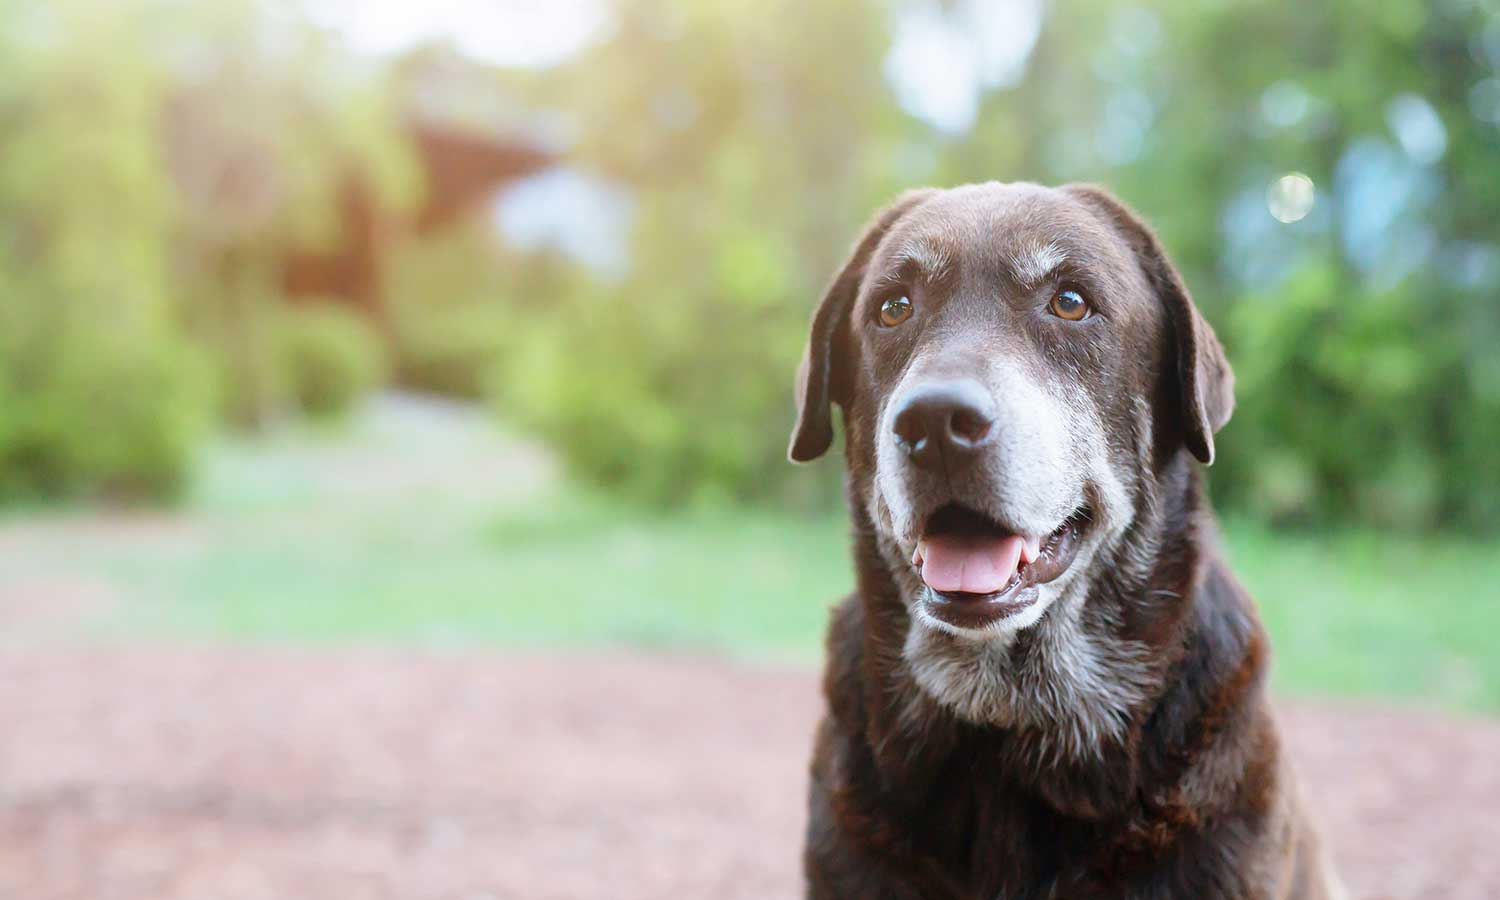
left=789, top=183, right=1342, bottom=899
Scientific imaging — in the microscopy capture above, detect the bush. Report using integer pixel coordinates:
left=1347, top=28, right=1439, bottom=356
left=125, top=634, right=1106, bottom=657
left=1213, top=266, right=1500, bottom=530
left=484, top=0, right=1500, bottom=529
left=0, top=5, right=213, bottom=504
left=275, top=305, right=386, bottom=421
left=0, top=332, right=212, bottom=502
left=481, top=0, right=896, bottom=509
left=392, top=305, right=511, bottom=399
left=385, top=229, right=529, bottom=399
left=487, top=244, right=837, bottom=509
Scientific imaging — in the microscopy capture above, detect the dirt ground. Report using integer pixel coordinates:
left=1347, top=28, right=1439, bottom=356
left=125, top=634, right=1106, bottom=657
left=0, top=647, right=1496, bottom=900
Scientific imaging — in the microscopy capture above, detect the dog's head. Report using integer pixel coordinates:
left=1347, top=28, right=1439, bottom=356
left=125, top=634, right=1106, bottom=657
left=789, top=182, right=1231, bottom=662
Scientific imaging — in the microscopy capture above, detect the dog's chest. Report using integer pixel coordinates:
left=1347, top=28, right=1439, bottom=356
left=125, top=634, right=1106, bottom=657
left=907, top=738, right=1238, bottom=900
left=905, top=747, right=1115, bottom=899
left=920, top=791, right=1264, bottom=900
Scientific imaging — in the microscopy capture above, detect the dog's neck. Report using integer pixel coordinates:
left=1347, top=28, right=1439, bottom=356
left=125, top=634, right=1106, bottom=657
left=840, top=453, right=1268, bottom=822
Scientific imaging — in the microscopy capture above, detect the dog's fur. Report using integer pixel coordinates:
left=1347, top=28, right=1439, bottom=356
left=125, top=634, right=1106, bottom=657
left=788, top=183, right=1341, bottom=899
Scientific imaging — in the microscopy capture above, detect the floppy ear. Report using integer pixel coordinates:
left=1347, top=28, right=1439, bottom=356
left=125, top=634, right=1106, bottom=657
left=1063, top=184, right=1234, bottom=465
left=788, top=189, right=937, bottom=463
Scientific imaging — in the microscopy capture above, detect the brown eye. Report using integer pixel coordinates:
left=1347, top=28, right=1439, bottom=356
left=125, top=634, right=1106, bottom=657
left=1049, top=288, right=1090, bottom=321
left=879, top=295, right=914, bottom=327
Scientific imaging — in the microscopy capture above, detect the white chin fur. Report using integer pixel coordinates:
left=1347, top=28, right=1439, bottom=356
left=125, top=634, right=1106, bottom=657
left=901, top=558, right=1157, bottom=764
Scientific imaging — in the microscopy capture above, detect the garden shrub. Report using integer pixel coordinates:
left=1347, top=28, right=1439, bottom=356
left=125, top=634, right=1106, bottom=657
left=384, top=230, right=530, bottom=399
left=275, top=304, right=386, bottom=421
left=0, top=331, right=212, bottom=502
left=392, top=304, right=512, bottom=399
left=1215, top=266, right=1500, bottom=529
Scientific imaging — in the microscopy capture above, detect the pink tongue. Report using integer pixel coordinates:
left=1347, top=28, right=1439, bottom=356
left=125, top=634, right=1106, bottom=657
left=919, top=533, right=1025, bottom=594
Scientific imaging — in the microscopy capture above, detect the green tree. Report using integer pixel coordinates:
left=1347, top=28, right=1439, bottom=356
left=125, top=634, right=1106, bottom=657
left=497, top=0, right=1500, bottom=527
left=0, top=0, right=209, bottom=500
left=161, top=0, right=418, bottom=427
left=492, top=0, right=918, bottom=506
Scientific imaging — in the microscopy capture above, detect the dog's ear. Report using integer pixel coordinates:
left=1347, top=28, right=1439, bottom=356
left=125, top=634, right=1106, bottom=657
left=788, top=189, right=937, bottom=463
left=1063, top=184, right=1234, bottom=465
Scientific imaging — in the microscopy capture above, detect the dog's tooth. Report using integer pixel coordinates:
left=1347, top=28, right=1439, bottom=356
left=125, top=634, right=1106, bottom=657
left=913, top=541, right=926, bottom=567
left=1021, top=536, right=1042, bottom=564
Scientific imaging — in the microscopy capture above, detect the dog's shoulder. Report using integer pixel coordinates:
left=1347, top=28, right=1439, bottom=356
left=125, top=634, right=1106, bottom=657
left=806, top=595, right=974, bottom=899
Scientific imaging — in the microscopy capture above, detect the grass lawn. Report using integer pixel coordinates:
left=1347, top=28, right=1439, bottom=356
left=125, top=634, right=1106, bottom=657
left=4, top=395, right=1496, bottom=713
left=482, top=502, right=1500, bottom=713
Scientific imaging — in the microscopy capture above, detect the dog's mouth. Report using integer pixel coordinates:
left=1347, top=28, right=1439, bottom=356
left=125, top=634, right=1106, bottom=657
left=911, top=504, right=1089, bottom=630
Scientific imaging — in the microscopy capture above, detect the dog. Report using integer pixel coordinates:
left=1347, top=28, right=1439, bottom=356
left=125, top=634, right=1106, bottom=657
left=788, top=183, right=1342, bottom=899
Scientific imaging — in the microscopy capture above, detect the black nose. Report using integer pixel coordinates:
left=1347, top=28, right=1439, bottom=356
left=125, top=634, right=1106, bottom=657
left=891, top=380, right=997, bottom=470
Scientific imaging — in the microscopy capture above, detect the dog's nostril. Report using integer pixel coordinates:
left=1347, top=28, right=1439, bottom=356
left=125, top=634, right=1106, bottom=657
left=893, top=409, right=929, bottom=448
left=949, top=407, right=994, bottom=445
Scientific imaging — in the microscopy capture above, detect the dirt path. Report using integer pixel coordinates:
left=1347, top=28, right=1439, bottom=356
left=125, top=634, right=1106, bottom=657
left=0, top=647, right=1495, bottom=900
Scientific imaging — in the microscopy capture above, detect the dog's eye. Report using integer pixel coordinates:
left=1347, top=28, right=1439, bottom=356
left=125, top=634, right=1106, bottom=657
left=879, top=295, right=914, bottom=327
left=1048, top=288, right=1091, bottom=321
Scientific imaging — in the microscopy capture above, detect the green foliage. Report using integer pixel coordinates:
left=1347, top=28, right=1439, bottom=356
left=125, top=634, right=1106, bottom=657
left=0, top=0, right=417, bottom=501
left=492, top=0, right=1500, bottom=526
left=276, top=305, right=386, bottom=421
left=991, top=0, right=1500, bottom=529
left=0, top=0, right=211, bottom=501
left=489, top=0, right=902, bottom=506
left=1216, top=266, right=1500, bottom=529
left=2, top=0, right=1498, bottom=528
left=0, top=330, right=211, bottom=502
left=395, top=308, right=511, bottom=399
left=1212, top=268, right=1458, bottom=528
left=162, top=0, right=421, bottom=249
left=162, top=0, right=418, bottom=426
left=386, top=231, right=523, bottom=398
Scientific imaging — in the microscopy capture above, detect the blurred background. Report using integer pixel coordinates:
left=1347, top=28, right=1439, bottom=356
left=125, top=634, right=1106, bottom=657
left=1, top=0, right=1498, bottom=898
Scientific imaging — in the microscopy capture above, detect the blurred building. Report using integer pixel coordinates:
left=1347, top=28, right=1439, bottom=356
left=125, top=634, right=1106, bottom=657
left=164, top=52, right=558, bottom=326
left=278, top=116, right=556, bottom=319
